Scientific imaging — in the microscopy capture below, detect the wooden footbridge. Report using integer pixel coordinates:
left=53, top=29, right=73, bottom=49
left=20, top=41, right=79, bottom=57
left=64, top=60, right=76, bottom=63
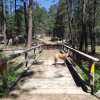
left=0, top=39, right=99, bottom=100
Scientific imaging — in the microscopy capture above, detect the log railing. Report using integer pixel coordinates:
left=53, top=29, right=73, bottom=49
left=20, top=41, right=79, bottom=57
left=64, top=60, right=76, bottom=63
left=0, top=44, right=43, bottom=95
left=60, top=43, right=99, bottom=95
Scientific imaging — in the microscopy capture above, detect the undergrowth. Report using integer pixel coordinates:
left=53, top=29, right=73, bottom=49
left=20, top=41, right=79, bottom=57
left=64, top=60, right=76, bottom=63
left=75, top=63, right=100, bottom=93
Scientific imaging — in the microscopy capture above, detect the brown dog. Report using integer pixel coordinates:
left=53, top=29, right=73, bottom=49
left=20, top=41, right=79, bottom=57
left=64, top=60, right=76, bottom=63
left=54, top=51, right=69, bottom=66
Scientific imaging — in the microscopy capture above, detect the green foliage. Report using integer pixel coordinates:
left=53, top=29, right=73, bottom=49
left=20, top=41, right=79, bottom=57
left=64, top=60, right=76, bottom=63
left=32, top=4, right=49, bottom=36
left=75, top=65, right=88, bottom=81
left=53, top=0, right=67, bottom=39
left=94, top=63, right=100, bottom=93
left=7, top=16, right=14, bottom=37
left=48, top=4, right=57, bottom=36
left=4, top=71, right=20, bottom=84
left=0, top=71, right=20, bottom=94
left=0, top=86, right=5, bottom=93
left=0, top=56, right=21, bottom=94
left=15, top=7, right=25, bottom=34
left=75, top=63, right=100, bottom=93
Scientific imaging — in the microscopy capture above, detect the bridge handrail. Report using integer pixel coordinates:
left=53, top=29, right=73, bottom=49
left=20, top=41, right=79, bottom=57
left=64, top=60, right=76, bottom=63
left=62, top=44, right=99, bottom=62
left=0, top=44, right=43, bottom=95
left=5, top=44, right=43, bottom=62
left=60, top=43, right=99, bottom=95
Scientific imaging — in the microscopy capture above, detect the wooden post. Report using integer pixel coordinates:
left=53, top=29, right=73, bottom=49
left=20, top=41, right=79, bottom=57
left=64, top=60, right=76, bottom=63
left=89, top=61, right=95, bottom=95
left=37, top=47, right=39, bottom=56
left=25, top=53, right=28, bottom=67
left=34, top=48, right=36, bottom=59
left=39, top=45, right=42, bottom=53
left=0, top=59, right=7, bottom=88
left=38, top=46, right=40, bottom=56
left=41, top=45, right=43, bottom=52
left=62, top=45, right=64, bottom=52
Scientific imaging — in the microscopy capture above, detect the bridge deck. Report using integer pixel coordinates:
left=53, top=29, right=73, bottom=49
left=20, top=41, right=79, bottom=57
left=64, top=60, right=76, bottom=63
left=3, top=50, right=98, bottom=100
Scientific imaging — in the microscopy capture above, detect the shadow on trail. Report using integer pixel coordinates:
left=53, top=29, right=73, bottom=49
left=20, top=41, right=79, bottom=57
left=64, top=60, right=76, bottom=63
left=22, top=71, right=35, bottom=78
left=65, top=59, right=88, bottom=92
left=6, top=71, right=37, bottom=99
left=33, top=61, right=44, bottom=65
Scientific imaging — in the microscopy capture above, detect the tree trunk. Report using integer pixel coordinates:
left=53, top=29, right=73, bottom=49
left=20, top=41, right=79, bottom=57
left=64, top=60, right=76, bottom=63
left=10, top=0, right=12, bottom=16
left=15, top=0, right=16, bottom=20
left=77, top=0, right=81, bottom=50
left=2, top=0, right=7, bottom=46
left=84, top=0, right=88, bottom=52
left=10, top=0, right=13, bottom=41
left=23, top=0, right=28, bottom=45
left=27, top=0, right=33, bottom=48
left=79, top=0, right=88, bottom=52
left=12, top=0, right=17, bottom=45
left=91, top=0, right=96, bottom=54
left=66, top=0, right=74, bottom=48
left=1, top=1, right=3, bottom=34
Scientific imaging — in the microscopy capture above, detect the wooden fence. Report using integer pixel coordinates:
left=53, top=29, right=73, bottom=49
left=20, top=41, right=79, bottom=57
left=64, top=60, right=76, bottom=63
left=0, top=44, right=43, bottom=95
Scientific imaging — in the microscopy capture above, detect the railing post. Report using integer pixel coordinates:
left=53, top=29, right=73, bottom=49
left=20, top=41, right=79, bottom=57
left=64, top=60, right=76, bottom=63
left=40, top=45, right=42, bottom=53
left=37, top=46, right=39, bottom=56
left=41, top=45, right=43, bottom=52
left=0, top=59, right=7, bottom=89
left=25, top=53, right=28, bottom=67
left=89, top=61, right=95, bottom=95
left=59, top=44, right=61, bottom=49
left=62, top=45, right=64, bottom=51
left=39, top=46, right=40, bottom=53
left=34, top=48, right=36, bottom=59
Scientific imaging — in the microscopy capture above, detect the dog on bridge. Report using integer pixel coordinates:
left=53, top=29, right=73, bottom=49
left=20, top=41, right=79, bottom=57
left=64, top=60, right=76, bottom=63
left=53, top=51, right=69, bottom=66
